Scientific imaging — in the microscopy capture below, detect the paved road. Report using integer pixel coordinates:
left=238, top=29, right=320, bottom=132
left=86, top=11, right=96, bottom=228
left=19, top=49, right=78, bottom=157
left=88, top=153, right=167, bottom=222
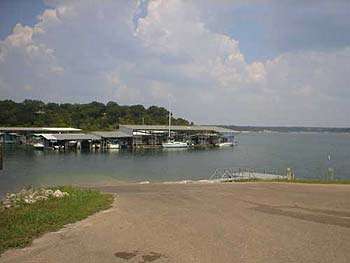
left=1, top=183, right=350, bottom=262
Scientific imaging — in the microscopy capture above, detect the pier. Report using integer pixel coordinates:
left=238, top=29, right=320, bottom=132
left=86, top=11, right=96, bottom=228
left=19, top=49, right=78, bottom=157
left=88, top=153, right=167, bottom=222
left=91, top=131, right=132, bottom=149
left=210, top=167, right=289, bottom=182
left=0, top=127, right=81, bottom=145
left=119, top=125, right=235, bottom=149
left=38, top=133, right=101, bottom=150
left=0, top=125, right=236, bottom=150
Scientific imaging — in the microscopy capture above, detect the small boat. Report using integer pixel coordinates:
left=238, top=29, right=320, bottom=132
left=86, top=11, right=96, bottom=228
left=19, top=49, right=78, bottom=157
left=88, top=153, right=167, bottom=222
left=107, top=143, right=120, bottom=149
left=217, top=142, right=234, bottom=147
left=33, top=142, right=44, bottom=150
left=162, top=140, right=189, bottom=148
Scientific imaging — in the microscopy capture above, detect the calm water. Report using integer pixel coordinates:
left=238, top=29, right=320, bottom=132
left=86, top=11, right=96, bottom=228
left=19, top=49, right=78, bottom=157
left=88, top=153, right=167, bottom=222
left=1, top=132, right=350, bottom=195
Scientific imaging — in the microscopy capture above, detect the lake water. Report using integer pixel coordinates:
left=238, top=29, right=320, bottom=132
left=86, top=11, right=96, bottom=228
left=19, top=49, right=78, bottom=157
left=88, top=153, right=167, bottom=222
left=1, top=132, right=349, bottom=195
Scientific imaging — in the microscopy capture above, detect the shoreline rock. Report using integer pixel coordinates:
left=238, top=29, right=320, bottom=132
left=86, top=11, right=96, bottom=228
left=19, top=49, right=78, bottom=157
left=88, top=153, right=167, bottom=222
left=1, top=187, right=70, bottom=209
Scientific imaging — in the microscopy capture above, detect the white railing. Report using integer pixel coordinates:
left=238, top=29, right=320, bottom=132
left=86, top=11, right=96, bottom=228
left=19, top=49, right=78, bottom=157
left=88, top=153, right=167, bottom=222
left=209, top=167, right=288, bottom=181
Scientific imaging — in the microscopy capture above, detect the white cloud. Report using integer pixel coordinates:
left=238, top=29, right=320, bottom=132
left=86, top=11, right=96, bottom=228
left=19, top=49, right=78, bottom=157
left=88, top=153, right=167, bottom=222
left=6, top=24, right=34, bottom=47
left=0, top=0, right=349, bottom=126
left=135, top=0, right=260, bottom=89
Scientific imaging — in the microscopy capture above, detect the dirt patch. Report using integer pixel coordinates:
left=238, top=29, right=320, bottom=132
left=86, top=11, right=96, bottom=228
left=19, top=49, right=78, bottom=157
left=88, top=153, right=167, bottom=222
left=251, top=203, right=350, bottom=228
left=141, top=252, right=165, bottom=262
left=114, top=250, right=166, bottom=262
left=114, top=251, right=138, bottom=260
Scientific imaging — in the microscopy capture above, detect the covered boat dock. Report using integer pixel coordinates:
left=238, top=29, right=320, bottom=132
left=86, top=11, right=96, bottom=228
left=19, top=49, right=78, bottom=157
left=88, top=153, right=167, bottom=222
left=1, top=125, right=235, bottom=150
left=91, top=131, right=133, bottom=149
left=0, top=127, right=81, bottom=144
left=38, top=133, right=101, bottom=150
left=119, top=125, right=235, bottom=148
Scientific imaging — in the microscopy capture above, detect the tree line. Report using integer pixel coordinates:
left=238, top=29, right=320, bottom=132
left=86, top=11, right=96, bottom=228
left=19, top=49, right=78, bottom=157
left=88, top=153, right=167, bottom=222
left=0, top=100, right=191, bottom=131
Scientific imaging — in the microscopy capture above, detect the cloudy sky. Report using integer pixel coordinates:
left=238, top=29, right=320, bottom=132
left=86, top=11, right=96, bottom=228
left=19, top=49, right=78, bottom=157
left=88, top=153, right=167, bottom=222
left=0, top=0, right=349, bottom=127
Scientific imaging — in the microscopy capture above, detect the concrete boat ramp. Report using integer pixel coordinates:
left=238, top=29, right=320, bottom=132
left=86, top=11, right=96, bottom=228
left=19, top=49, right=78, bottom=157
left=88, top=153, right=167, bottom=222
left=1, top=182, right=349, bottom=263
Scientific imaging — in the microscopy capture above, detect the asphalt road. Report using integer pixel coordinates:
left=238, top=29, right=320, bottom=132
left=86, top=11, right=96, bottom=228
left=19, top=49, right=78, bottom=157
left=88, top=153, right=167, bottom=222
left=1, top=182, right=350, bottom=262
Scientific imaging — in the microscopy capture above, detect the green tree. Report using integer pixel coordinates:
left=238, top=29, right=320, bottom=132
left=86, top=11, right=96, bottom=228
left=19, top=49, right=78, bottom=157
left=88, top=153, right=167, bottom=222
left=0, top=100, right=191, bottom=130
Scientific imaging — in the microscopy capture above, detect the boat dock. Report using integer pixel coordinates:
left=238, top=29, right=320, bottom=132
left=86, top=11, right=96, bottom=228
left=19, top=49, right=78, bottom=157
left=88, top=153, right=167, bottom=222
left=0, top=125, right=236, bottom=150
left=210, top=167, right=289, bottom=182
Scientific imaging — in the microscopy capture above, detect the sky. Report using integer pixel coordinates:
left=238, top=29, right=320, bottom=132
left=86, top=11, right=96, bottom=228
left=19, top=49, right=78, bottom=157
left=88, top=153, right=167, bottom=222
left=0, top=0, right=349, bottom=127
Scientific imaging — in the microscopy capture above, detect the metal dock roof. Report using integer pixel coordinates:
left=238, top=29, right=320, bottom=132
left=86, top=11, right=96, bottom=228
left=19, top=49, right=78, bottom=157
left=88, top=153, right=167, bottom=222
left=91, top=131, right=132, bottom=138
left=39, top=133, right=101, bottom=141
left=0, top=127, right=81, bottom=132
left=119, top=125, right=234, bottom=133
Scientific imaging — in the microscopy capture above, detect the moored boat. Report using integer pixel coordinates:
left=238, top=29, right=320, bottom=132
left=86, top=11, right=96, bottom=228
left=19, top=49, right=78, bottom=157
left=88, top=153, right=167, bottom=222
left=107, top=143, right=120, bottom=149
left=217, top=142, right=234, bottom=147
left=162, top=141, right=189, bottom=148
left=33, top=142, right=44, bottom=150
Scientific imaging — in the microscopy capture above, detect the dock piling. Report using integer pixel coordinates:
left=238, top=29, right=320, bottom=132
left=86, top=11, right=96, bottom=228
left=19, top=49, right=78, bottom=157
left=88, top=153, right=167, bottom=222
left=0, top=142, right=3, bottom=170
left=286, top=168, right=295, bottom=181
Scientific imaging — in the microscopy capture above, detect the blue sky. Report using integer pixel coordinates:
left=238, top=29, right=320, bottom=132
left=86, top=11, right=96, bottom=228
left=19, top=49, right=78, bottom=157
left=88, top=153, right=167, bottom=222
left=0, top=0, right=350, bottom=126
left=0, top=0, right=46, bottom=39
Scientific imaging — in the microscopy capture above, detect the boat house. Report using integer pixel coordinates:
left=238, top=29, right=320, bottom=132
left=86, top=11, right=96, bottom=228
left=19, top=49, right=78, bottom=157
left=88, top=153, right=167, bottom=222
left=119, top=125, right=235, bottom=148
left=91, top=131, right=133, bottom=149
left=38, top=133, right=101, bottom=150
left=1, top=125, right=235, bottom=150
left=0, top=127, right=81, bottom=144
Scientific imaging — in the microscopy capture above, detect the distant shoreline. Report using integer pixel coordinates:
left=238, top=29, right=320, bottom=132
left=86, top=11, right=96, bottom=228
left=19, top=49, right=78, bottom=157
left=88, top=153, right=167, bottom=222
left=234, top=130, right=350, bottom=135
left=222, top=125, right=350, bottom=133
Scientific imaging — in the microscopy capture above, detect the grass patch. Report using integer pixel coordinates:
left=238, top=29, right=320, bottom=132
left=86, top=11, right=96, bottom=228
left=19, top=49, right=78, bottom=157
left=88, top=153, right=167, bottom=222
left=0, top=186, right=113, bottom=255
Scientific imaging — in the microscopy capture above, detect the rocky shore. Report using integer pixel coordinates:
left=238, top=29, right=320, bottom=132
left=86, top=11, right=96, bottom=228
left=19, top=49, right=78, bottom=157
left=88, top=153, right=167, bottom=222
left=1, top=187, right=69, bottom=209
